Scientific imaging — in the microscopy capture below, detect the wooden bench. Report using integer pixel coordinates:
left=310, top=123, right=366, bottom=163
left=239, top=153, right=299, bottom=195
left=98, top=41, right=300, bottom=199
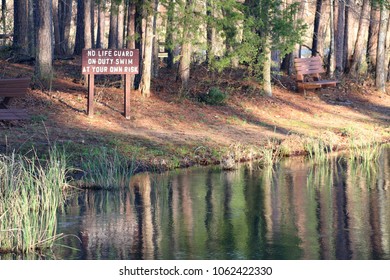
left=294, top=56, right=339, bottom=94
left=0, top=78, right=30, bottom=120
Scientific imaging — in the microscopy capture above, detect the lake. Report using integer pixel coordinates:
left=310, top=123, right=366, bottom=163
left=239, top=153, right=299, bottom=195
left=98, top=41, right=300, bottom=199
left=49, top=147, right=390, bottom=260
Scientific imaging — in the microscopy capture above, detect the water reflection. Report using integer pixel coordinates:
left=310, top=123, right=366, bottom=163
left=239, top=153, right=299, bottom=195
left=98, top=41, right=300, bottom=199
left=53, top=148, right=390, bottom=260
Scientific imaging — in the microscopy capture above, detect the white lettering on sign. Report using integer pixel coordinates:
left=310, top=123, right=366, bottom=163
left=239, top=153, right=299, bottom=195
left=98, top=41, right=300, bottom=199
left=82, top=49, right=140, bottom=74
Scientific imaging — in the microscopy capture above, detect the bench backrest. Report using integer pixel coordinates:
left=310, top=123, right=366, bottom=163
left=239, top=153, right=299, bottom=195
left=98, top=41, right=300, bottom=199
left=0, top=78, right=30, bottom=97
left=294, top=56, right=326, bottom=82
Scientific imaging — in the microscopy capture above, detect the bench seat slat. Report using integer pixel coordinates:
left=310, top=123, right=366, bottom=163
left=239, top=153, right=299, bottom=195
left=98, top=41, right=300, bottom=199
left=0, top=88, right=28, bottom=96
left=296, top=69, right=326, bottom=75
left=0, top=78, right=30, bottom=87
left=0, top=109, right=29, bottom=120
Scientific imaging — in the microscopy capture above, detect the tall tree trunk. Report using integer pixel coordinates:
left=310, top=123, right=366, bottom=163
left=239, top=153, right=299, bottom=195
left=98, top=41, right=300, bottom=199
left=126, top=0, right=136, bottom=89
left=317, top=2, right=329, bottom=58
left=329, top=0, right=336, bottom=77
left=263, top=35, right=272, bottom=97
left=343, top=0, right=350, bottom=72
left=60, top=0, right=73, bottom=55
left=118, top=0, right=125, bottom=48
left=386, top=15, right=390, bottom=82
left=53, top=0, right=62, bottom=55
left=35, top=0, right=53, bottom=88
left=84, top=0, right=92, bottom=49
left=367, top=4, right=380, bottom=71
left=335, top=0, right=345, bottom=75
left=96, top=0, right=106, bottom=48
left=91, top=0, right=95, bottom=48
left=109, top=1, right=119, bottom=48
left=375, top=6, right=389, bottom=93
left=179, top=0, right=192, bottom=91
left=165, top=0, right=175, bottom=69
left=140, top=0, right=155, bottom=97
left=126, top=1, right=136, bottom=49
left=312, top=0, right=323, bottom=56
left=152, top=0, right=159, bottom=78
left=349, top=0, right=370, bottom=76
left=13, top=0, right=29, bottom=55
left=74, top=0, right=84, bottom=55
left=1, top=0, right=6, bottom=44
left=28, top=0, right=35, bottom=55
left=206, top=0, right=216, bottom=64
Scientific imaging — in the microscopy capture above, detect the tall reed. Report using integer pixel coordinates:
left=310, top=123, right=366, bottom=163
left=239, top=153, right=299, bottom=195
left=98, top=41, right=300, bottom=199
left=303, top=137, right=330, bottom=163
left=348, top=137, right=382, bottom=166
left=0, top=147, right=69, bottom=254
left=79, top=147, right=136, bottom=189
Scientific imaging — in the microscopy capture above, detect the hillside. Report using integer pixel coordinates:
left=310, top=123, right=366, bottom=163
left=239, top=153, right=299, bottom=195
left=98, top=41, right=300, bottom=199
left=1, top=58, right=389, bottom=171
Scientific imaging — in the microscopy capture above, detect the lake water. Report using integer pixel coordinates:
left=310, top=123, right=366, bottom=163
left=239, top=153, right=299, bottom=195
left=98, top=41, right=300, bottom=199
left=49, top=147, right=390, bottom=260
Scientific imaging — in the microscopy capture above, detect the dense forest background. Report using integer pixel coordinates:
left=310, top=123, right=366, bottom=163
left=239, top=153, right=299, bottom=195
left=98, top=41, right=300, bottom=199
left=1, top=0, right=390, bottom=95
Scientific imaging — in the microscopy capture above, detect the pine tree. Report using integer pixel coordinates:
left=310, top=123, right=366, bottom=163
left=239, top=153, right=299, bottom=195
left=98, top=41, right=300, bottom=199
left=13, top=0, right=29, bottom=55
left=375, top=4, right=389, bottom=93
left=35, top=0, right=53, bottom=87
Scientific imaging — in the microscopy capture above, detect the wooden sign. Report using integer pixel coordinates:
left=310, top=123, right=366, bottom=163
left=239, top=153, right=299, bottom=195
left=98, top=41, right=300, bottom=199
left=82, top=49, right=139, bottom=74
left=81, top=49, right=140, bottom=119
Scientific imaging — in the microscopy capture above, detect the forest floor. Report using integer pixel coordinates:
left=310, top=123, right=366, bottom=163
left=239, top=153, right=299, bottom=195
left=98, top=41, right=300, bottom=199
left=1, top=57, right=389, bottom=171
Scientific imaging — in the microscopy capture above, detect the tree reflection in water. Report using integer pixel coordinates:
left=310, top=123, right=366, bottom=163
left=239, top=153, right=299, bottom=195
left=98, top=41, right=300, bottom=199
left=52, top=148, right=390, bottom=260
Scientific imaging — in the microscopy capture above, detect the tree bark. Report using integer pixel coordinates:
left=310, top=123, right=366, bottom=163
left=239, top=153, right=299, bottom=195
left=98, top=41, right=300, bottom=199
left=367, top=4, right=380, bottom=71
left=118, top=0, right=125, bottom=49
left=343, top=0, right=350, bottom=72
left=152, top=0, right=159, bottom=78
left=1, top=0, right=6, bottom=44
left=179, top=0, right=192, bottom=91
left=317, top=1, right=329, bottom=58
left=28, top=0, right=35, bottom=56
left=335, top=0, right=345, bottom=75
left=126, top=1, right=136, bottom=49
left=328, top=0, right=336, bottom=77
left=165, top=0, right=175, bottom=68
left=386, top=14, right=390, bottom=82
left=375, top=7, right=389, bottom=93
left=140, top=0, right=155, bottom=97
left=53, top=0, right=62, bottom=55
left=13, top=0, right=29, bottom=55
left=312, top=0, right=323, bottom=56
left=263, top=35, right=272, bottom=97
left=74, top=0, right=84, bottom=55
left=59, top=0, right=73, bottom=55
left=349, top=0, right=370, bottom=76
left=96, top=0, right=106, bottom=48
left=108, top=1, right=119, bottom=48
left=206, top=0, right=216, bottom=64
left=35, top=0, right=53, bottom=88
left=84, top=0, right=92, bottom=49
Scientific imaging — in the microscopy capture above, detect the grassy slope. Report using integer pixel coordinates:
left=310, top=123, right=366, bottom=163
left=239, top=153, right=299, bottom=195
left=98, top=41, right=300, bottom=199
left=0, top=58, right=389, bottom=171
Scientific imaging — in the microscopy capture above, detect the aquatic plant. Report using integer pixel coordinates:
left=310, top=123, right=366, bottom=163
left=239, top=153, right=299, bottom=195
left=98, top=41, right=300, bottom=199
left=260, top=138, right=283, bottom=166
left=78, top=147, right=136, bottom=189
left=0, top=147, right=69, bottom=254
left=348, top=137, right=382, bottom=166
left=303, top=137, right=331, bottom=163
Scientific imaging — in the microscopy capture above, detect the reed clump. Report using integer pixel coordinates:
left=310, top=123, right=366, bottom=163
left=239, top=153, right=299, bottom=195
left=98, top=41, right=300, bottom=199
left=348, top=137, right=382, bottom=165
left=0, top=147, right=69, bottom=254
left=78, top=147, right=136, bottom=189
left=303, top=137, right=331, bottom=163
left=260, top=138, right=283, bottom=166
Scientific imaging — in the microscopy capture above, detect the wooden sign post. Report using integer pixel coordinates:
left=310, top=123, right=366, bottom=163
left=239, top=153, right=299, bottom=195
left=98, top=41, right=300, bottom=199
left=81, top=49, right=139, bottom=119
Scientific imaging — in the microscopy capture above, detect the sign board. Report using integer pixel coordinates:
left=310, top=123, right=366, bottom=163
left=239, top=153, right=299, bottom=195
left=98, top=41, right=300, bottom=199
left=82, top=49, right=139, bottom=75
left=81, top=48, right=140, bottom=119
